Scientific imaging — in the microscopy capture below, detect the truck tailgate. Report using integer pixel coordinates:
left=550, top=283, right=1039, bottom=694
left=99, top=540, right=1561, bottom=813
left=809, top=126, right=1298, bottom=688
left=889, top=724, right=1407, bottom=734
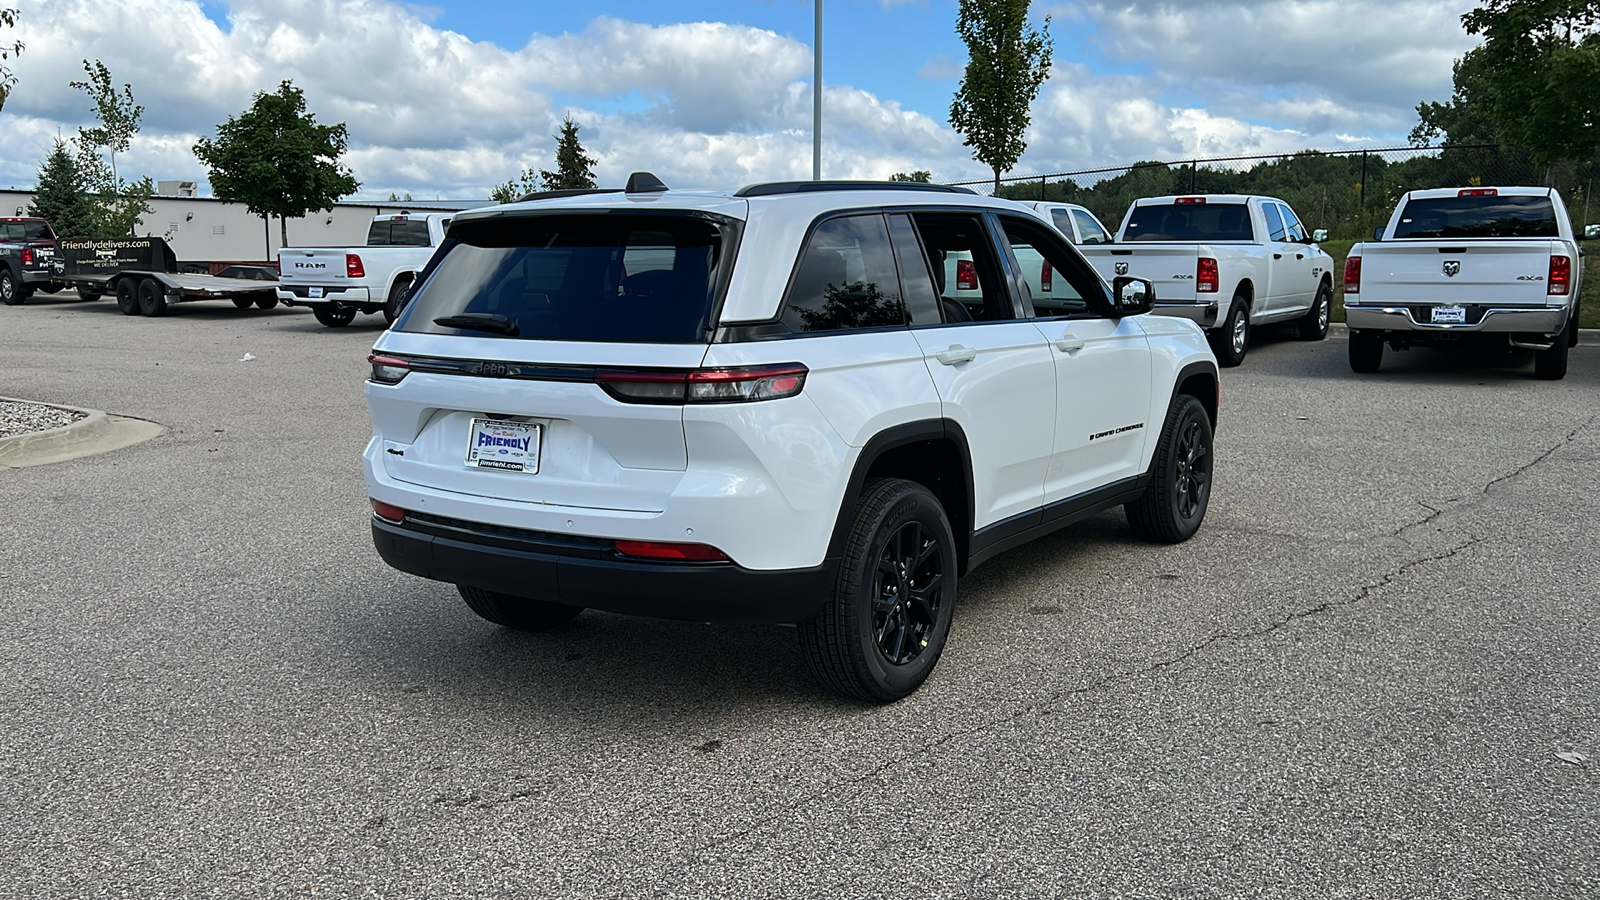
left=1080, top=245, right=1201, bottom=303
left=1358, top=241, right=1562, bottom=306
left=278, top=249, right=350, bottom=287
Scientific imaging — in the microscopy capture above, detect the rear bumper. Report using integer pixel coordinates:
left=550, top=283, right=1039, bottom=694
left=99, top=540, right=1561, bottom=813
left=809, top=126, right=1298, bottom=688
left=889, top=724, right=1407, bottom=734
left=1151, top=300, right=1220, bottom=329
left=1345, top=303, right=1570, bottom=335
left=372, top=516, right=836, bottom=624
left=276, top=285, right=371, bottom=305
left=21, top=270, right=56, bottom=285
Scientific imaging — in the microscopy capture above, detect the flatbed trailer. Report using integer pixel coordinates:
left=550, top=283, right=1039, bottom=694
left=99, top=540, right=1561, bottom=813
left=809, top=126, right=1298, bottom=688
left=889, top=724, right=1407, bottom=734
left=57, top=236, right=279, bottom=317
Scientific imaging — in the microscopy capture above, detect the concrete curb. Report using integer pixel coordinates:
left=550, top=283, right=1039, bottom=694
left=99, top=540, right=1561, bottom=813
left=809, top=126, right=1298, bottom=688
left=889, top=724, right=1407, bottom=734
left=0, top=397, right=167, bottom=468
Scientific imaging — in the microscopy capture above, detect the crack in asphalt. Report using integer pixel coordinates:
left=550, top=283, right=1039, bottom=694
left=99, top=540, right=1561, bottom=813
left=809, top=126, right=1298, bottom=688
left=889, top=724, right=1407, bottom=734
left=1481, top=412, right=1599, bottom=496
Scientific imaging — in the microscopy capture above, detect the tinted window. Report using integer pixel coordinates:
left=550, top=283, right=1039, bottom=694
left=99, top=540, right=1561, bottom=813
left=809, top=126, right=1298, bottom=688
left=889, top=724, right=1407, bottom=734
left=781, top=214, right=905, bottom=333
left=399, top=214, right=728, bottom=343
left=1123, top=203, right=1254, bottom=242
left=887, top=214, right=944, bottom=327
left=1263, top=203, right=1287, bottom=242
left=1393, top=195, right=1559, bottom=239
left=1049, top=209, right=1077, bottom=240
left=1, top=220, right=52, bottom=240
left=367, top=219, right=433, bottom=246
left=999, top=216, right=1107, bottom=318
left=1071, top=209, right=1109, bottom=244
left=910, top=212, right=1011, bottom=323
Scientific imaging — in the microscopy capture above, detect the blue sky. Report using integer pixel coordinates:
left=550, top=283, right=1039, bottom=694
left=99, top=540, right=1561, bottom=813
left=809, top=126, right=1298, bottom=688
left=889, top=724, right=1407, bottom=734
left=4, top=0, right=1479, bottom=198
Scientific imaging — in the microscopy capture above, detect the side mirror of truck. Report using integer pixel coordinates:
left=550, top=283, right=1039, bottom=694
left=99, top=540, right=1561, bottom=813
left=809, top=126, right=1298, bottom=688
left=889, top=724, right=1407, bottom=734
left=1111, top=276, right=1155, bottom=316
left=1372, top=226, right=1384, bottom=241
left=1311, top=228, right=1329, bottom=244
left=1583, top=224, right=1600, bottom=241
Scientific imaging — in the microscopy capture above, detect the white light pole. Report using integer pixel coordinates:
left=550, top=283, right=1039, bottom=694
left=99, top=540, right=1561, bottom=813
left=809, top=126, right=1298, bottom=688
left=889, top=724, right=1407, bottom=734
left=813, top=0, right=822, bottom=181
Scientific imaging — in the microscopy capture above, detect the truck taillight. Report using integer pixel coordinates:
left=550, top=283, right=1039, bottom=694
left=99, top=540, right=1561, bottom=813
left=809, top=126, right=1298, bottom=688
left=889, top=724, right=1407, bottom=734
left=1196, top=257, right=1219, bottom=293
left=346, top=253, right=365, bottom=278
left=20, top=248, right=32, bottom=265
left=597, top=363, right=808, bottom=404
left=1344, top=256, right=1362, bottom=294
left=1549, top=255, right=1571, bottom=295
left=1458, top=188, right=1498, bottom=197
left=1175, top=197, right=1206, bottom=205
left=956, top=259, right=978, bottom=291
left=1040, top=260, right=1052, bottom=293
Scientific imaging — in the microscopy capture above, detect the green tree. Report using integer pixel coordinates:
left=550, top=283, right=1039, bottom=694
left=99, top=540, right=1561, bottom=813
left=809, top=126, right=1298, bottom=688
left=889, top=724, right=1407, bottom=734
left=71, top=60, right=141, bottom=185
left=1, top=7, right=22, bottom=113
left=539, top=116, right=597, bottom=191
left=949, top=0, right=1053, bottom=191
left=65, top=60, right=154, bottom=237
left=489, top=167, right=540, bottom=203
left=889, top=170, right=933, bottom=182
left=27, top=140, right=98, bottom=237
left=387, top=191, right=413, bottom=201
left=193, top=80, right=361, bottom=247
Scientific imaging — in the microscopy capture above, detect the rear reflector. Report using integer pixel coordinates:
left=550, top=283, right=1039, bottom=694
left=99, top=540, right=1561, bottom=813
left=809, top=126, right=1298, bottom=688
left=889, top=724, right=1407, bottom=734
left=598, top=363, right=808, bottom=404
left=370, top=498, right=406, bottom=523
left=614, top=540, right=729, bottom=562
left=1458, top=188, right=1498, bottom=197
left=1175, top=197, right=1206, bottom=204
left=368, top=353, right=411, bottom=384
left=956, top=259, right=978, bottom=291
left=346, top=253, right=365, bottom=278
left=1549, top=255, right=1571, bottom=295
left=1196, top=257, right=1219, bottom=293
left=1344, top=256, right=1362, bottom=294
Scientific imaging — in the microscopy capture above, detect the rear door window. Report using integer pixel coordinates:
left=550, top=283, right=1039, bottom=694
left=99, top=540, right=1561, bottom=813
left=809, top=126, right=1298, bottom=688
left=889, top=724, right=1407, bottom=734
left=780, top=214, right=906, bottom=333
left=399, top=214, right=730, bottom=343
left=1263, top=203, right=1287, bottom=242
left=907, top=212, right=1013, bottom=323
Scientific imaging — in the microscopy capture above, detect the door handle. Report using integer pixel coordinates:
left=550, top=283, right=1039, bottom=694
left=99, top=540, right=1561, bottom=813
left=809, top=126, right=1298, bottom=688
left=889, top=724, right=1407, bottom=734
left=1273, top=253, right=1283, bottom=259
left=1296, top=253, right=1305, bottom=260
left=1053, top=335, right=1086, bottom=353
left=933, top=345, right=977, bottom=366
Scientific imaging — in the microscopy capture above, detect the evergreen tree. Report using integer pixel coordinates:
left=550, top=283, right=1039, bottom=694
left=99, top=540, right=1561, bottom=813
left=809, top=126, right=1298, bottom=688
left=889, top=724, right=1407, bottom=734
left=489, top=167, right=540, bottom=203
left=28, top=140, right=97, bottom=237
left=540, top=116, right=598, bottom=191
left=890, top=170, right=933, bottom=182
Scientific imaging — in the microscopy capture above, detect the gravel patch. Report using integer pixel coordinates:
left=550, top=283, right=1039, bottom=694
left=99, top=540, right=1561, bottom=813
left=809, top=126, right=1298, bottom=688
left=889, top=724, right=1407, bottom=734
left=0, top=399, right=88, bottom=439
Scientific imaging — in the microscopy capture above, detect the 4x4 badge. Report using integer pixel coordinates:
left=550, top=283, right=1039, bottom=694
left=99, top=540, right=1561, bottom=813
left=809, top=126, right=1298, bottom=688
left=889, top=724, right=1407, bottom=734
left=1443, top=261, right=1461, bottom=277
left=1114, top=262, right=1129, bottom=276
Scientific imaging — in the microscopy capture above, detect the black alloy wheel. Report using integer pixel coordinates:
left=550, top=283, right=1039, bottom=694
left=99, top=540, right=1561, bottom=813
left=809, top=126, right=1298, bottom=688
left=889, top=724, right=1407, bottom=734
left=1126, top=394, right=1213, bottom=543
left=870, top=520, right=946, bottom=666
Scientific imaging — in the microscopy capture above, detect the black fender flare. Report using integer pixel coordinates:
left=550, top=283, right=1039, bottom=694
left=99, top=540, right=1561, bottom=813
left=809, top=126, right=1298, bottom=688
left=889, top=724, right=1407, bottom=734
left=823, top=418, right=976, bottom=566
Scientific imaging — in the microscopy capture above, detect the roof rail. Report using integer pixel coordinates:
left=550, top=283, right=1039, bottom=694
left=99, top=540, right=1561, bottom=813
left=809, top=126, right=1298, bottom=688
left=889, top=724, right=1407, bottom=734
left=514, top=188, right=623, bottom=203
left=734, top=180, right=979, bottom=198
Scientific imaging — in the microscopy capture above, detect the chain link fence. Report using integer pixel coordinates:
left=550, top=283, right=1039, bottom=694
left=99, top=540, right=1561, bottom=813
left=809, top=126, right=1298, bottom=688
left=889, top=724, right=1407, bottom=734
left=950, top=145, right=1598, bottom=240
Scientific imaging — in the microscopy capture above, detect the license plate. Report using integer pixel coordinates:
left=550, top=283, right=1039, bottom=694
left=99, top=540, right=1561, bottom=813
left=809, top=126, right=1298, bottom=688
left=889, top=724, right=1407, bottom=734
left=308, top=286, right=324, bottom=299
left=465, top=418, right=541, bottom=473
left=1431, top=305, right=1466, bottom=324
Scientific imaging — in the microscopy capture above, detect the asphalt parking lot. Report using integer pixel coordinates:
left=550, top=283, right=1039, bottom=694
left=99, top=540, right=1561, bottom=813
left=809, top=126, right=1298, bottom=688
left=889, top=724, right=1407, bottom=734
left=2, top=296, right=1597, bottom=898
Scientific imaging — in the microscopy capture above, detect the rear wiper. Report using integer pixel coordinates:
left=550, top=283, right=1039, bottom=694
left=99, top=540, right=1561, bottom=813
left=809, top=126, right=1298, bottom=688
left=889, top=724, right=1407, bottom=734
left=433, top=313, right=520, bottom=336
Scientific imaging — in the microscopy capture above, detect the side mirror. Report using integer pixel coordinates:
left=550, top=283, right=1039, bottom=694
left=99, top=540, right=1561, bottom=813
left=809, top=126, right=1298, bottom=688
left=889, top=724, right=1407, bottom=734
left=1311, top=228, right=1328, bottom=244
left=1111, top=276, right=1155, bottom=316
left=1372, top=226, right=1384, bottom=241
left=1583, top=224, right=1600, bottom=241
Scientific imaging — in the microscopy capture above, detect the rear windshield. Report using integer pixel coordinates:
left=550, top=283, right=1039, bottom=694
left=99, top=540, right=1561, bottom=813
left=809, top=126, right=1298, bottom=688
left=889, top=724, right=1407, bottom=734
left=398, top=213, right=730, bottom=343
left=1392, top=195, right=1558, bottom=239
left=1, top=220, right=53, bottom=241
left=367, top=219, right=434, bottom=246
left=1123, top=203, right=1253, bottom=242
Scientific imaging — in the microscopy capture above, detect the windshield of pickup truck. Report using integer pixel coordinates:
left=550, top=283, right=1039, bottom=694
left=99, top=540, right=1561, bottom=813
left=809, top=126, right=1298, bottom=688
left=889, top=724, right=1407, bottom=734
left=367, top=219, right=434, bottom=246
left=1391, top=195, right=1558, bottom=239
left=398, top=214, right=728, bottom=343
left=1, top=221, right=53, bottom=241
left=1123, top=203, right=1253, bottom=242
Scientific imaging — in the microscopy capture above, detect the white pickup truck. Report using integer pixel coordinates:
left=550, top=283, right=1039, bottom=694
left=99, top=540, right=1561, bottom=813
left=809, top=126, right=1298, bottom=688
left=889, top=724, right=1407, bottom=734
left=1015, top=201, right=1114, bottom=245
left=1343, top=187, right=1584, bottom=379
left=276, top=212, right=452, bottom=327
left=1079, top=194, right=1335, bottom=366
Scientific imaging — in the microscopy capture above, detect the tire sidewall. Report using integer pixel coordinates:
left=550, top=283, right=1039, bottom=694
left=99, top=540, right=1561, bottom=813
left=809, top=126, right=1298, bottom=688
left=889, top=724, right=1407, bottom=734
left=846, top=486, right=958, bottom=698
left=1161, top=397, right=1213, bottom=540
left=0, top=268, right=19, bottom=305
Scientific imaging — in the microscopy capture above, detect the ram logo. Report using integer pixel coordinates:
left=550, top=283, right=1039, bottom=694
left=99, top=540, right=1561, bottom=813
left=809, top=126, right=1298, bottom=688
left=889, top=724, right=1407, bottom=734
left=1442, top=261, right=1461, bottom=277
left=294, top=261, right=328, bottom=270
left=1114, top=262, right=1129, bottom=276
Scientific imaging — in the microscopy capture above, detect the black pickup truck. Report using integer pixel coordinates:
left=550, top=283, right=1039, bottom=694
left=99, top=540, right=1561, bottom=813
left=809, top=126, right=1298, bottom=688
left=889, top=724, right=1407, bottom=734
left=0, top=217, right=62, bottom=305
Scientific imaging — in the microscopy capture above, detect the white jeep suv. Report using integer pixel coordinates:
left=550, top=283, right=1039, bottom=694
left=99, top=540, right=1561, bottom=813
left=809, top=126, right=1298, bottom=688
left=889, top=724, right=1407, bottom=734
left=363, top=176, right=1220, bottom=701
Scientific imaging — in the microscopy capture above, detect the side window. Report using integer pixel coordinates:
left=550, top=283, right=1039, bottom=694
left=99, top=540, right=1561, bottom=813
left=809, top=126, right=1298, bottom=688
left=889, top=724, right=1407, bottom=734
left=998, top=215, right=1107, bottom=319
left=1263, top=203, right=1287, bottom=242
left=907, top=212, right=1012, bottom=323
left=1278, top=204, right=1306, bottom=242
left=1071, top=209, right=1110, bottom=245
left=886, top=214, right=944, bottom=326
left=1049, top=209, right=1077, bottom=241
left=781, top=214, right=906, bottom=334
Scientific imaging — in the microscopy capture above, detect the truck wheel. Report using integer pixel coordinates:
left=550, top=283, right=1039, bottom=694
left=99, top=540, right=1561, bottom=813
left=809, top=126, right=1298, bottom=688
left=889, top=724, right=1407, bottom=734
left=136, top=278, right=168, bottom=317
left=798, top=477, right=957, bottom=702
left=1534, top=327, right=1570, bottom=380
left=457, top=585, right=582, bottom=630
left=231, top=297, right=254, bottom=309
left=1349, top=329, right=1383, bottom=373
left=1210, top=296, right=1249, bottom=367
left=115, top=279, right=140, bottom=315
left=1299, top=283, right=1331, bottom=341
left=312, top=304, right=357, bottom=327
left=0, top=268, right=29, bottom=305
left=254, top=296, right=279, bottom=310
left=1125, top=394, right=1212, bottom=543
left=383, top=277, right=412, bottom=325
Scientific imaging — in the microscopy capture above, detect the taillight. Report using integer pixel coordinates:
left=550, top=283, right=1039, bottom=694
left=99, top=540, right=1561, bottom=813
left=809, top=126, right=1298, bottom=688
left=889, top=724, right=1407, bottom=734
left=346, top=253, right=365, bottom=278
left=367, top=353, right=411, bottom=384
left=1040, top=260, right=1052, bottom=293
left=597, top=363, right=808, bottom=404
left=1344, top=256, right=1362, bottom=294
left=370, top=498, right=406, bottom=523
left=1196, top=257, right=1219, bottom=293
left=1458, top=188, right=1498, bottom=197
left=1549, top=255, right=1571, bottom=295
left=614, top=540, right=730, bottom=562
left=20, top=248, right=32, bottom=265
left=956, top=259, right=978, bottom=291
left=1175, top=197, right=1206, bottom=204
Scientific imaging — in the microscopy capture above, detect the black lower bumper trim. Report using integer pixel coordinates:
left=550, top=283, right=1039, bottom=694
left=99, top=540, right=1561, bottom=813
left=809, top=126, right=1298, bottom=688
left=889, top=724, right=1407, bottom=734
left=372, top=518, right=836, bottom=624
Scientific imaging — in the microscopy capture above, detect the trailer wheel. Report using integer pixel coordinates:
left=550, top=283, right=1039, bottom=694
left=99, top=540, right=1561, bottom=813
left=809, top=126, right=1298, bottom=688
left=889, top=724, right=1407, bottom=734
left=115, top=279, right=140, bottom=315
left=313, top=304, right=356, bottom=327
left=136, top=278, right=168, bottom=317
left=231, top=297, right=254, bottom=309
left=255, top=295, right=279, bottom=310
left=77, top=287, right=104, bottom=302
